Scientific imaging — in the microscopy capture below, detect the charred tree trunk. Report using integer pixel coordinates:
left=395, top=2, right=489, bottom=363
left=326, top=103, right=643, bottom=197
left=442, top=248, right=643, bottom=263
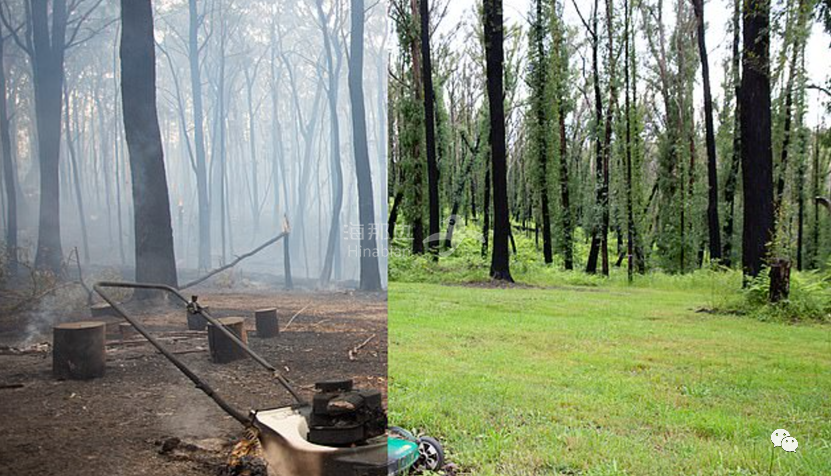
left=624, top=0, right=634, bottom=282
left=419, top=0, right=440, bottom=256
left=693, top=0, right=722, bottom=262
left=31, top=0, right=68, bottom=273
left=722, top=0, right=742, bottom=267
left=740, top=0, right=774, bottom=279
left=600, top=0, right=616, bottom=277
left=63, top=86, right=90, bottom=264
left=483, top=0, right=512, bottom=281
left=532, top=0, right=553, bottom=265
left=586, top=0, right=603, bottom=275
left=388, top=190, right=404, bottom=239
left=349, top=0, right=382, bottom=291
left=317, top=0, right=344, bottom=287
left=482, top=163, right=491, bottom=257
left=188, top=0, right=211, bottom=270
left=120, top=0, right=179, bottom=290
left=768, top=258, right=790, bottom=302
left=774, top=44, right=798, bottom=219
left=0, top=29, right=17, bottom=275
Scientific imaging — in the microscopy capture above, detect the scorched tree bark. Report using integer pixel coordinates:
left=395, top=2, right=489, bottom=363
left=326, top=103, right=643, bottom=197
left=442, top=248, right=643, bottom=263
left=740, top=0, right=774, bottom=278
left=483, top=0, right=513, bottom=282
left=349, top=0, right=383, bottom=291
left=120, top=0, right=178, bottom=289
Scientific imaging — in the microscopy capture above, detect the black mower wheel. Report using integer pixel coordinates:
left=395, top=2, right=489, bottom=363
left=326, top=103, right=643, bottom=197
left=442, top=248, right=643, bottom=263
left=415, top=436, right=444, bottom=472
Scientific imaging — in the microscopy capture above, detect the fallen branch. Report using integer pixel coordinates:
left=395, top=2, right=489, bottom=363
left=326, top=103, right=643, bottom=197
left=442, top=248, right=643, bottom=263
left=180, top=232, right=289, bottom=290
left=114, top=347, right=207, bottom=361
left=348, top=334, right=376, bottom=361
left=0, top=343, right=51, bottom=356
left=283, top=304, right=311, bottom=331
left=106, top=335, right=203, bottom=347
left=0, top=383, right=25, bottom=390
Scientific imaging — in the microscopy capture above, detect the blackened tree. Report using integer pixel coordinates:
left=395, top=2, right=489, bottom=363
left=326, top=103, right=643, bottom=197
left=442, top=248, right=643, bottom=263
left=120, top=0, right=178, bottom=289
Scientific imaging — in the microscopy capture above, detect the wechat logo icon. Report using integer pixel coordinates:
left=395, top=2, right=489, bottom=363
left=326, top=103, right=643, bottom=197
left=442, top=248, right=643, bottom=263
left=771, top=429, right=798, bottom=452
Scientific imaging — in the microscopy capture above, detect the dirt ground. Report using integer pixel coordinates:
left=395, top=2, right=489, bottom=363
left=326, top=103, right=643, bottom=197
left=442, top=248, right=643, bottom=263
left=0, top=287, right=387, bottom=476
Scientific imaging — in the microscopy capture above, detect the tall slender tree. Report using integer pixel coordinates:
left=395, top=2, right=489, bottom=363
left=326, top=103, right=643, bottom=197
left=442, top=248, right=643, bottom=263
left=188, top=0, right=211, bottom=270
left=740, top=0, right=774, bottom=278
left=722, top=0, right=742, bottom=266
left=419, top=0, right=440, bottom=256
left=316, top=0, right=345, bottom=287
left=528, top=0, right=553, bottom=264
left=120, top=0, right=178, bottom=289
left=349, top=0, right=383, bottom=291
left=484, top=0, right=513, bottom=281
left=692, top=0, right=721, bottom=262
left=0, top=26, right=17, bottom=275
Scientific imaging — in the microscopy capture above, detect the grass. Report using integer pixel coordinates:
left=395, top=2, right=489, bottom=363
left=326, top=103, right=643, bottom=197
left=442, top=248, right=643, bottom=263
left=388, top=281, right=831, bottom=475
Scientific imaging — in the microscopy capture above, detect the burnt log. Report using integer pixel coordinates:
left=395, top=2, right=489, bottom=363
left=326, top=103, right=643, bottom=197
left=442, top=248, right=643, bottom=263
left=187, top=305, right=211, bottom=331
left=53, top=321, right=106, bottom=380
left=254, top=308, right=279, bottom=338
left=207, top=317, right=248, bottom=364
left=769, top=258, right=791, bottom=303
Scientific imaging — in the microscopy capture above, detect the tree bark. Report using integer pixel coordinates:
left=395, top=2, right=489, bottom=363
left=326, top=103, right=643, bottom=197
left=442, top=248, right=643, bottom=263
left=483, top=0, right=512, bottom=281
left=120, top=0, right=179, bottom=290
left=692, top=0, right=722, bottom=262
left=63, top=86, right=90, bottom=264
left=0, top=29, right=17, bottom=275
left=624, top=0, right=634, bottom=282
left=586, top=0, right=604, bottom=275
left=741, top=0, right=774, bottom=279
left=722, top=0, right=742, bottom=267
left=419, top=0, right=440, bottom=257
left=349, top=0, right=382, bottom=291
left=531, top=0, right=553, bottom=265
left=188, top=0, right=211, bottom=270
left=31, top=0, right=68, bottom=273
left=317, top=0, right=344, bottom=287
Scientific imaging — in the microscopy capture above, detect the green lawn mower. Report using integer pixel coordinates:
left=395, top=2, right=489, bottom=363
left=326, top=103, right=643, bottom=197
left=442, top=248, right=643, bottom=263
left=94, top=281, right=444, bottom=476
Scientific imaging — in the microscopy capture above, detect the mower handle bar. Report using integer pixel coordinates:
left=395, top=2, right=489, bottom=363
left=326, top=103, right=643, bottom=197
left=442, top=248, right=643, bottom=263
left=93, top=281, right=305, bottom=423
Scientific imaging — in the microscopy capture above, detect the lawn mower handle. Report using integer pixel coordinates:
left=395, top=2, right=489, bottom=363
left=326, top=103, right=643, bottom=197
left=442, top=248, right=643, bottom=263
left=93, top=281, right=306, bottom=423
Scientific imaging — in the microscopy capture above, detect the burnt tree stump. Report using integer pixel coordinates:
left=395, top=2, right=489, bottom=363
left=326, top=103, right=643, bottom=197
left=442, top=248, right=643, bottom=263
left=53, top=321, right=106, bottom=380
left=769, top=258, right=791, bottom=303
left=90, top=303, right=117, bottom=318
left=254, top=308, right=279, bottom=338
left=207, top=317, right=248, bottom=364
left=120, top=323, right=140, bottom=340
left=187, top=306, right=210, bottom=331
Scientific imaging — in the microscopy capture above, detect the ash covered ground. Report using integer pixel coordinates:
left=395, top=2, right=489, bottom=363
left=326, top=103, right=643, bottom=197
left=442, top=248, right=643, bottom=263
left=0, top=285, right=387, bottom=476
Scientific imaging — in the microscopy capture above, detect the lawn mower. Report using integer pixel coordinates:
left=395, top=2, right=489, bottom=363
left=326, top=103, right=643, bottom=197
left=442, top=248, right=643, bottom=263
left=93, top=281, right=444, bottom=475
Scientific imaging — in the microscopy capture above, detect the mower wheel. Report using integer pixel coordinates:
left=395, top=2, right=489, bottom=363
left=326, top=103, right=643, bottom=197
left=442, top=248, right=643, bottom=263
left=415, top=436, right=444, bottom=472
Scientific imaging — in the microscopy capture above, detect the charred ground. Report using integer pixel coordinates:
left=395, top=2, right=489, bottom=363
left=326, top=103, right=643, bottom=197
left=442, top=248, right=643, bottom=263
left=0, top=287, right=386, bottom=476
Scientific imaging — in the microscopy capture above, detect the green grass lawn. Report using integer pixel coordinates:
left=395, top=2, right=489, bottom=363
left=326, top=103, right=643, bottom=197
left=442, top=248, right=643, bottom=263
left=388, top=281, right=831, bottom=475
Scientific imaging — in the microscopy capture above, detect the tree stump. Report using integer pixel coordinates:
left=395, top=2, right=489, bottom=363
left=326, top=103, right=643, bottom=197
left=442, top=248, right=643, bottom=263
left=120, top=323, right=140, bottom=340
left=254, top=308, right=279, bottom=338
left=90, top=303, right=117, bottom=318
left=53, top=321, right=106, bottom=380
left=769, top=258, right=791, bottom=303
left=187, top=306, right=210, bottom=331
left=207, top=317, right=248, bottom=364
